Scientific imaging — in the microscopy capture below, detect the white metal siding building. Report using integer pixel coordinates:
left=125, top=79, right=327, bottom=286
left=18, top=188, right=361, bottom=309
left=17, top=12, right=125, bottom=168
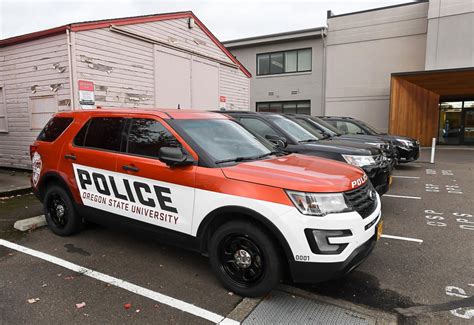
left=0, top=12, right=251, bottom=169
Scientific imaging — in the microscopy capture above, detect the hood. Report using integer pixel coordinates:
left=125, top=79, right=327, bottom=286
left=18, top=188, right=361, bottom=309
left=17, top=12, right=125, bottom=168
left=377, top=134, right=418, bottom=144
left=336, top=134, right=387, bottom=144
left=221, top=154, right=367, bottom=193
left=305, top=139, right=381, bottom=155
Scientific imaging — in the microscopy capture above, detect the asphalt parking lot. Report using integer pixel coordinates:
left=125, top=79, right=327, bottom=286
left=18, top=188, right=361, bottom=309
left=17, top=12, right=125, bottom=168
left=0, top=148, right=473, bottom=324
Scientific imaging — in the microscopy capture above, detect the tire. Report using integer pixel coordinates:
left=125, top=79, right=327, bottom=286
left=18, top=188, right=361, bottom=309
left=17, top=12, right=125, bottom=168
left=209, top=220, right=282, bottom=297
left=43, top=185, right=82, bottom=236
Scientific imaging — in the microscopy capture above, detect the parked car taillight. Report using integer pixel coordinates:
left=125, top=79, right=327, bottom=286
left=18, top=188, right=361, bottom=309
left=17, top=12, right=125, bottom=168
left=30, top=145, right=38, bottom=159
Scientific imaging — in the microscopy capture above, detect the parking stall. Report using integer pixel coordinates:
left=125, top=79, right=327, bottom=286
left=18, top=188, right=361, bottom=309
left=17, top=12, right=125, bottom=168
left=1, top=149, right=473, bottom=324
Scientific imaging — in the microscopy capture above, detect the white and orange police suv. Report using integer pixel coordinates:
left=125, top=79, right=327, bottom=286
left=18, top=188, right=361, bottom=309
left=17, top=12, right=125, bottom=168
left=31, top=109, right=382, bottom=297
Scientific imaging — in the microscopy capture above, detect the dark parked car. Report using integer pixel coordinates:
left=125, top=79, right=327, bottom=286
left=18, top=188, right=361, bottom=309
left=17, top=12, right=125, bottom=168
left=219, top=111, right=392, bottom=195
left=320, top=116, right=420, bottom=163
left=285, top=114, right=398, bottom=168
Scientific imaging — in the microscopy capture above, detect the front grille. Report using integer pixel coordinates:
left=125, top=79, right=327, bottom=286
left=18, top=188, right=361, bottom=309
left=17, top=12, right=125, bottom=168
left=374, top=154, right=384, bottom=164
left=344, top=182, right=377, bottom=219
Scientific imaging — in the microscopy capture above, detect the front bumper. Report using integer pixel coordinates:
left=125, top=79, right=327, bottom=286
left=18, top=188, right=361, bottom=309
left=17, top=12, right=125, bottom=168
left=289, top=233, right=377, bottom=283
left=272, top=195, right=381, bottom=284
left=397, top=144, right=420, bottom=163
left=362, top=164, right=391, bottom=195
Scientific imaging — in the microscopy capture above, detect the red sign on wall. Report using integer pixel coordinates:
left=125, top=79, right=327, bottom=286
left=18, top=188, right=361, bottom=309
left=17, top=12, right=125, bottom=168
left=78, top=80, right=95, bottom=109
left=219, top=96, right=226, bottom=103
left=78, top=80, right=94, bottom=92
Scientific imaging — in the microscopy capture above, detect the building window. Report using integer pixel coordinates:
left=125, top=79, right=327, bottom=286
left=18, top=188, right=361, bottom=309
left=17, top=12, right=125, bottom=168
left=257, top=101, right=311, bottom=115
left=257, top=49, right=312, bottom=76
left=29, top=95, right=58, bottom=130
left=0, top=87, right=7, bottom=132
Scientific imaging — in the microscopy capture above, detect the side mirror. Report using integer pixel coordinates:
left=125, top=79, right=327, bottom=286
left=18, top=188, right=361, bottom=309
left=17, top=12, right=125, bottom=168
left=158, top=147, right=194, bottom=167
left=265, top=134, right=287, bottom=148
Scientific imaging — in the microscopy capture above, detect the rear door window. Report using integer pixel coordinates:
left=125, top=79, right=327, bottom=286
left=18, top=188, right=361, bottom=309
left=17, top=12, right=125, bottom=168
left=126, top=118, right=180, bottom=158
left=336, top=121, right=366, bottom=135
left=239, top=117, right=280, bottom=138
left=74, top=117, right=126, bottom=152
left=37, top=117, right=73, bottom=142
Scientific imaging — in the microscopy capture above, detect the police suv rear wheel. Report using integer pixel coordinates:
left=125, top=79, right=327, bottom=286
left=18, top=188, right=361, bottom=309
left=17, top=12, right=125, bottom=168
left=44, top=185, right=81, bottom=236
left=209, top=221, right=282, bottom=297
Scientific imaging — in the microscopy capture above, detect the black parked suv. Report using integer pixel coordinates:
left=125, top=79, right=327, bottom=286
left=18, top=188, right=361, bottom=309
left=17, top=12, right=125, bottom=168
left=285, top=114, right=398, bottom=168
left=220, top=111, right=392, bottom=195
left=320, top=116, right=420, bottom=163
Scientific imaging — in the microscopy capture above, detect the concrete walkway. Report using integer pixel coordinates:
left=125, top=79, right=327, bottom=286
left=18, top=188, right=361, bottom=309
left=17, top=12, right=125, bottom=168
left=0, top=169, right=32, bottom=197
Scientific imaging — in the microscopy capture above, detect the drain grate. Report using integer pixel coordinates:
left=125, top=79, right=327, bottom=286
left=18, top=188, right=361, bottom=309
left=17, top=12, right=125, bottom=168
left=243, top=290, right=375, bottom=325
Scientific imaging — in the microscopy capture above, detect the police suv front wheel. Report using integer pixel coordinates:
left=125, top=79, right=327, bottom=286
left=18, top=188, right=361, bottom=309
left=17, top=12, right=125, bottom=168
left=43, top=185, right=82, bottom=236
left=209, top=221, right=282, bottom=297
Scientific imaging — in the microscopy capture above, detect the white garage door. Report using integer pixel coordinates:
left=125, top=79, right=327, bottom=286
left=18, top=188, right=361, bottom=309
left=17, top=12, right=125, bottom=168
left=192, top=58, right=219, bottom=110
left=155, top=46, right=219, bottom=110
left=155, top=48, right=191, bottom=109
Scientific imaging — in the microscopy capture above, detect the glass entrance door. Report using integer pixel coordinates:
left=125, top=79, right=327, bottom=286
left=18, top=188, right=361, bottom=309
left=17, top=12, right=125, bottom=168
left=463, top=105, right=474, bottom=145
left=438, top=102, right=463, bottom=145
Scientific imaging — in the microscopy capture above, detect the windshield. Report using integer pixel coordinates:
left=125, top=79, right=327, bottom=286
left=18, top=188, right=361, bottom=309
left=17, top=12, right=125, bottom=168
left=174, top=119, right=273, bottom=163
left=268, top=115, right=318, bottom=142
left=291, top=119, right=325, bottom=139
left=308, top=117, right=341, bottom=136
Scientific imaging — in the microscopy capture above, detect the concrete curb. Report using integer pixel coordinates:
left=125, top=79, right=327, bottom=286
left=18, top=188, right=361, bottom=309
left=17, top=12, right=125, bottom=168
left=224, top=297, right=262, bottom=323
left=13, top=215, right=46, bottom=232
left=0, top=186, right=32, bottom=198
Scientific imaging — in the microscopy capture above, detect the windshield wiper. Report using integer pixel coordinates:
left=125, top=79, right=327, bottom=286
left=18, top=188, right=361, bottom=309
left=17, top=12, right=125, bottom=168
left=215, top=152, right=279, bottom=165
left=299, top=139, right=319, bottom=143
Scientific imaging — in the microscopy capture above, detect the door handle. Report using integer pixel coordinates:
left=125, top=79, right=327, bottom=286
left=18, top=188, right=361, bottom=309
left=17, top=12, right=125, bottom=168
left=122, top=165, right=139, bottom=172
left=64, top=154, right=76, bottom=161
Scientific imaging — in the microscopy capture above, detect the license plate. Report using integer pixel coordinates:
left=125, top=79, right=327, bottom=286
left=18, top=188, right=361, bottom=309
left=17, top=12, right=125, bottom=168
left=376, top=221, right=383, bottom=240
left=388, top=175, right=393, bottom=186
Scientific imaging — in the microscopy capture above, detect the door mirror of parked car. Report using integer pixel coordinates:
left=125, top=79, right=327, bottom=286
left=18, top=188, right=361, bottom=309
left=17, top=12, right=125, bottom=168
left=265, top=134, right=287, bottom=149
left=158, top=147, right=194, bottom=167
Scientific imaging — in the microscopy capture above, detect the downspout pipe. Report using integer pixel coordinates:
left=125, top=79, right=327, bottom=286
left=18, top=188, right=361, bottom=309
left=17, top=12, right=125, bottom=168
left=66, top=28, right=75, bottom=110
left=320, top=27, right=327, bottom=116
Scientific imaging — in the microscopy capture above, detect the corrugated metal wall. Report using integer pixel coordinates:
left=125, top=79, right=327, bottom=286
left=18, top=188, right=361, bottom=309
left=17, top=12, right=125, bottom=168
left=73, top=28, right=155, bottom=108
left=72, top=18, right=249, bottom=110
left=0, top=34, right=71, bottom=168
left=0, top=17, right=250, bottom=169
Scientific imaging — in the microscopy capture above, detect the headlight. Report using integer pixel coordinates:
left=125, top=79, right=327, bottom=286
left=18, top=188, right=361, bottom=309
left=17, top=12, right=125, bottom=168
left=342, top=154, right=376, bottom=167
left=286, top=191, right=352, bottom=216
left=397, top=139, right=413, bottom=147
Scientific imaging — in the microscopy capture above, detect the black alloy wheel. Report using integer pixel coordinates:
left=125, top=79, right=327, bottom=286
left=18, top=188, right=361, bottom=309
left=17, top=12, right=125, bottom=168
left=43, top=185, right=82, bottom=236
left=46, top=193, right=69, bottom=229
left=219, top=235, right=264, bottom=287
left=209, top=220, right=282, bottom=297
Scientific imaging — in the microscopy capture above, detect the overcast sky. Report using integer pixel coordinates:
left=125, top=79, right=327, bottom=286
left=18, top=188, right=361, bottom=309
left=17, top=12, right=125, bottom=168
left=1, top=0, right=414, bottom=41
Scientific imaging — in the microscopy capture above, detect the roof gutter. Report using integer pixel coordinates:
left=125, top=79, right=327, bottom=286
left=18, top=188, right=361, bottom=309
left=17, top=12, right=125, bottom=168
left=109, top=25, right=240, bottom=70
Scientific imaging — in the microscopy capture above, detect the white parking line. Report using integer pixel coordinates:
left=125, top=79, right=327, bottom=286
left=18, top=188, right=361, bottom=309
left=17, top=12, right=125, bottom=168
left=392, top=176, right=420, bottom=179
left=383, top=194, right=421, bottom=200
left=0, top=239, right=239, bottom=325
left=380, top=234, right=423, bottom=243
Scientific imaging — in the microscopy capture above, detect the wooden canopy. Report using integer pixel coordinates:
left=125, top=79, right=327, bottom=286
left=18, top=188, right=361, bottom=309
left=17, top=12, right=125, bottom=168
left=389, top=68, right=474, bottom=146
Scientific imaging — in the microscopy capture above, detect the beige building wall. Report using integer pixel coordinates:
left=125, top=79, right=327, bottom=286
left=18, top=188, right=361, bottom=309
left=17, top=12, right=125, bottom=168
left=226, top=37, right=324, bottom=115
left=425, top=0, right=474, bottom=70
left=325, top=2, right=429, bottom=132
